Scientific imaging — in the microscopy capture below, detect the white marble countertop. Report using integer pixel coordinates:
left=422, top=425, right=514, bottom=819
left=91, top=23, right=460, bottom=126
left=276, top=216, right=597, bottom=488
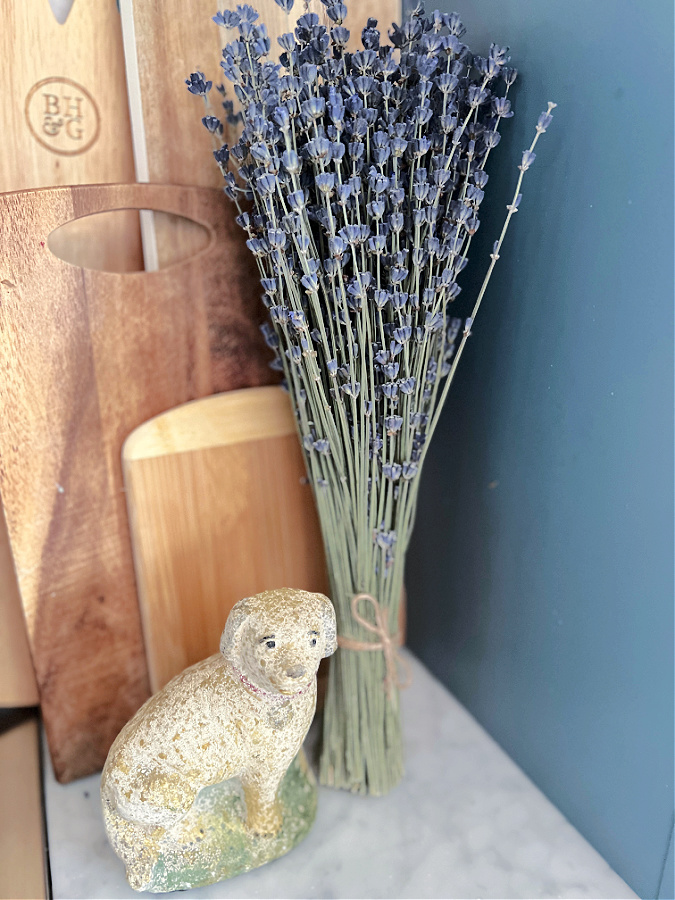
left=44, top=652, right=637, bottom=899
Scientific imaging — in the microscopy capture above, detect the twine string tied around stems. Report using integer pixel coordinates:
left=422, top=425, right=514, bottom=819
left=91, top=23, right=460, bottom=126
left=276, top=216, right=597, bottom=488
left=336, top=593, right=412, bottom=700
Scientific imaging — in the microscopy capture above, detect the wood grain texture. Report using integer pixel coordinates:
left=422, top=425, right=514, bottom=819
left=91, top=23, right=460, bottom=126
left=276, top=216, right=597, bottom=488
left=0, top=505, right=39, bottom=705
left=0, top=717, right=47, bottom=900
left=0, top=0, right=142, bottom=272
left=0, top=183, right=273, bottom=782
left=0, top=0, right=143, bottom=707
left=123, top=387, right=329, bottom=693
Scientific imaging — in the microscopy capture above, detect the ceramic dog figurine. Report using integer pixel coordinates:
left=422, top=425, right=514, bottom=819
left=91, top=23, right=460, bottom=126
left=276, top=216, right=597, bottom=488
left=101, top=588, right=336, bottom=891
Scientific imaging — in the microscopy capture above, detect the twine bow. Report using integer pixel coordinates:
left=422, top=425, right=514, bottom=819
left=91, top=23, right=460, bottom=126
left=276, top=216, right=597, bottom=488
left=336, top=593, right=412, bottom=700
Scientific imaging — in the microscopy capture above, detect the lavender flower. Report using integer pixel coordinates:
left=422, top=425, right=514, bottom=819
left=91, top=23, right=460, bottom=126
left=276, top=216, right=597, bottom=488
left=186, top=71, right=212, bottom=95
left=190, top=0, right=555, bottom=797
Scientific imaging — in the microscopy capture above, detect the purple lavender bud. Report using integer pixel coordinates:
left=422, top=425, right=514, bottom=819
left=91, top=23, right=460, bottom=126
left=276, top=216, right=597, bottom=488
left=336, top=184, right=352, bottom=206
left=267, top=228, right=286, bottom=250
left=202, top=115, right=223, bottom=134
left=327, top=359, right=338, bottom=377
left=382, top=463, right=402, bottom=481
left=425, top=311, right=444, bottom=332
left=382, top=362, right=400, bottom=380
left=401, top=462, right=419, bottom=480
left=282, top=149, right=301, bottom=174
left=507, top=193, right=523, bottom=213
left=368, top=235, right=387, bottom=254
left=316, top=172, right=336, bottom=194
left=256, top=173, right=277, bottom=195
left=246, top=238, right=267, bottom=257
left=389, top=267, right=408, bottom=285
left=287, top=191, right=308, bottom=214
left=390, top=213, right=404, bottom=233
left=474, top=170, right=489, bottom=189
left=381, top=382, right=399, bottom=399
left=492, top=97, right=513, bottom=118
left=390, top=292, right=408, bottom=311
left=326, top=2, right=348, bottom=23
left=331, top=25, right=350, bottom=46
left=303, top=435, right=314, bottom=451
left=329, top=236, right=347, bottom=259
left=213, top=9, right=241, bottom=28
left=374, top=291, right=390, bottom=310
left=340, top=224, right=365, bottom=245
left=502, top=66, right=518, bottom=86
left=302, top=96, right=326, bottom=120
left=468, top=85, right=489, bottom=107
left=341, top=382, right=361, bottom=398
left=273, top=0, right=294, bottom=11
left=313, top=439, right=331, bottom=455
left=306, top=137, right=331, bottom=161
left=213, top=146, right=230, bottom=170
left=467, top=185, right=484, bottom=205
left=186, top=72, right=212, bottom=95
left=286, top=345, right=302, bottom=364
left=374, top=529, right=397, bottom=549
left=484, top=131, right=501, bottom=149
left=384, top=416, right=404, bottom=436
left=301, top=273, right=319, bottom=292
left=520, top=150, right=536, bottom=171
left=278, top=32, right=296, bottom=51
left=445, top=12, right=465, bottom=36
left=296, top=233, right=310, bottom=253
left=393, top=325, right=412, bottom=343
left=289, top=311, right=308, bottom=331
left=537, top=110, right=554, bottom=133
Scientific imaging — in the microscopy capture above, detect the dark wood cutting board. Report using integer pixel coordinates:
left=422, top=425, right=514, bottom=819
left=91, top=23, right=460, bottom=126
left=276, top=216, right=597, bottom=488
left=0, top=183, right=272, bottom=781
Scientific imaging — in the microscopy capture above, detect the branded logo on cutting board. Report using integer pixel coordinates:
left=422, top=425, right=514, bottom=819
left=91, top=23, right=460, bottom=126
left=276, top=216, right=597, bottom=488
left=25, top=77, right=100, bottom=156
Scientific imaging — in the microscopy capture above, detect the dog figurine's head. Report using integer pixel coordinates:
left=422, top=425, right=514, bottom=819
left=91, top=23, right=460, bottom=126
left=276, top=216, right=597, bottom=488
left=220, top=588, right=337, bottom=696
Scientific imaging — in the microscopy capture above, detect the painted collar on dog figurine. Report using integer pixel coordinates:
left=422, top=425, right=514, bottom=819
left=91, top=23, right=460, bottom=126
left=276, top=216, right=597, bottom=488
left=229, top=663, right=310, bottom=701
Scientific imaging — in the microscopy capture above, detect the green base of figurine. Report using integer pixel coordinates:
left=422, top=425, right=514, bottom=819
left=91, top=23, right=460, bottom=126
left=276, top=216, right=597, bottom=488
left=139, top=751, right=317, bottom=893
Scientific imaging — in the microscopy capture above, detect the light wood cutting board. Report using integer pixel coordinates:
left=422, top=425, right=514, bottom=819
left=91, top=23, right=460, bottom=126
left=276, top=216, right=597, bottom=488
left=123, top=386, right=329, bottom=693
left=0, top=0, right=142, bottom=270
left=0, top=182, right=273, bottom=782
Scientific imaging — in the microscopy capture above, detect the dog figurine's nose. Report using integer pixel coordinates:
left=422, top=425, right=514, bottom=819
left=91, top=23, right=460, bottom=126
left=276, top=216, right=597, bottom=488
left=285, top=665, right=306, bottom=679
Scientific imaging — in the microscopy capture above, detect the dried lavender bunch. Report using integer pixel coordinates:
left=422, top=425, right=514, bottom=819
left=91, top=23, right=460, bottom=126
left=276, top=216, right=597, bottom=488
left=189, top=0, right=554, bottom=795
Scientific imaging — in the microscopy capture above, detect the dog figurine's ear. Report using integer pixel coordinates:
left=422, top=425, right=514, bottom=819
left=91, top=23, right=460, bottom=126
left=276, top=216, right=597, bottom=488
left=220, top=597, right=250, bottom=661
left=317, top=593, right=337, bottom=657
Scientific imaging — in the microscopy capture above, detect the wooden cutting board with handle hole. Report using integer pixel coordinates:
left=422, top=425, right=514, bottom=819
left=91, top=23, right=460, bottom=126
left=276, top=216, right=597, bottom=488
left=0, top=0, right=142, bottom=708
left=122, top=386, right=330, bottom=694
left=0, top=182, right=273, bottom=782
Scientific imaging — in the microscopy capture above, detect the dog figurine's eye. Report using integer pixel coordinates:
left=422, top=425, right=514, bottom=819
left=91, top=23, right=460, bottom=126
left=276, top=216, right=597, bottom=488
left=310, top=637, right=317, bottom=647
left=265, top=640, right=276, bottom=649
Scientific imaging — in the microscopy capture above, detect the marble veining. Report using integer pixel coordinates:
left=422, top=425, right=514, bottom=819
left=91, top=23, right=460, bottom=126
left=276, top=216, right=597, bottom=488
left=44, top=651, right=637, bottom=899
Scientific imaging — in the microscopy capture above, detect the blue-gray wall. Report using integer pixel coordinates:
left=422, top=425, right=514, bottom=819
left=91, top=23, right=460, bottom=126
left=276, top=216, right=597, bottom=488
left=405, top=2, right=674, bottom=898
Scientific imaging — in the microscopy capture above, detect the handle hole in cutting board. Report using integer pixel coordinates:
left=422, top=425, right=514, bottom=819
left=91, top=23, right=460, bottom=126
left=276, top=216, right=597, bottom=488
left=48, top=210, right=211, bottom=273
